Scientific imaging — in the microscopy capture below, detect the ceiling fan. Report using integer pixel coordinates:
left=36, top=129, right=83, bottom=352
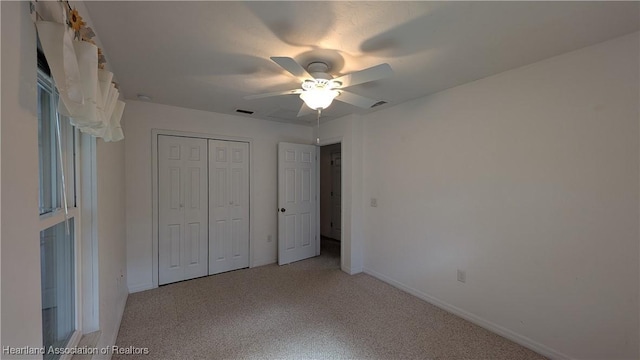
left=245, top=57, right=392, bottom=117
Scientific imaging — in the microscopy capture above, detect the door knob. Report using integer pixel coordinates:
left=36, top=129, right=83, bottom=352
left=280, top=208, right=286, bottom=212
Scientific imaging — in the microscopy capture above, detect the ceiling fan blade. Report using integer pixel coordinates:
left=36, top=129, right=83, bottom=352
left=332, top=63, right=392, bottom=88
left=271, top=56, right=313, bottom=81
left=297, top=103, right=315, bottom=117
left=335, top=91, right=379, bottom=109
left=244, top=88, right=302, bottom=100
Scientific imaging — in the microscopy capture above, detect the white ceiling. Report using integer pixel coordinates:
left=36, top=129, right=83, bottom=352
left=84, top=1, right=639, bottom=125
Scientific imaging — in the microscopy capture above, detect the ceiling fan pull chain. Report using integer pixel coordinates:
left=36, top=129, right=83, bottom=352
left=316, top=108, right=321, bottom=145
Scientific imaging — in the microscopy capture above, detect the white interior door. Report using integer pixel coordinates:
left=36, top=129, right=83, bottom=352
left=278, top=142, right=318, bottom=265
left=158, top=135, right=208, bottom=285
left=209, top=140, right=250, bottom=274
left=330, top=152, right=342, bottom=240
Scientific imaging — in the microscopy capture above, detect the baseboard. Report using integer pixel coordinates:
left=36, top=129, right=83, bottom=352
left=363, top=267, right=572, bottom=360
left=60, top=330, right=83, bottom=360
left=341, top=264, right=362, bottom=275
left=111, top=293, right=128, bottom=353
left=93, top=292, right=128, bottom=360
left=127, top=282, right=154, bottom=293
left=252, top=257, right=277, bottom=267
left=342, top=265, right=363, bottom=275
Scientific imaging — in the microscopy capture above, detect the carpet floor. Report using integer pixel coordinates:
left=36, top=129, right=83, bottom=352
left=115, top=239, right=546, bottom=360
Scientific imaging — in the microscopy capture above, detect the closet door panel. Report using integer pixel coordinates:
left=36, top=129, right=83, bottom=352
left=159, top=136, right=185, bottom=285
left=209, top=140, right=231, bottom=274
left=209, top=140, right=250, bottom=274
left=229, top=142, right=250, bottom=270
left=158, top=136, right=208, bottom=285
left=182, top=139, right=208, bottom=280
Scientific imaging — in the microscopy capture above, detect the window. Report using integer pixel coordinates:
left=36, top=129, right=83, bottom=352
left=38, top=70, right=75, bottom=215
left=38, top=55, right=79, bottom=359
left=40, top=219, right=75, bottom=355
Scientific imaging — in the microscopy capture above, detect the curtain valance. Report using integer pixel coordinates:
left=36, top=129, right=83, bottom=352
left=34, top=1, right=124, bottom=142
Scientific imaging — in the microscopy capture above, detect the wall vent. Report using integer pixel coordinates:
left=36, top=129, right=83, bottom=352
left=236, top=109, right=254, bottom=115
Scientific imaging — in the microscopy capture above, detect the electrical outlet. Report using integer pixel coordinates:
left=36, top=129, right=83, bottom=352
left=370, top=198, right=378, bottom=207
left=457, top=269, right=466, bottom=283
left=267, top=235, right=273, bottom=242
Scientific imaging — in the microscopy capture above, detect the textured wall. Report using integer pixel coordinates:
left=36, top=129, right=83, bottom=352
left=361, top=32, right=639, bottom=359
left=123, top=101, right=314, bottom=291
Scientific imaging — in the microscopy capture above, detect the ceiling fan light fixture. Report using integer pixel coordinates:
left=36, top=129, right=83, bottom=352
left=245, top=56, right=392, bottom=115
left=299, top=88, right=339, bottom=110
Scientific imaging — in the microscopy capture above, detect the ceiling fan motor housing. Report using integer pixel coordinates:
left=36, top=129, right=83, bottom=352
left=307, top=61, right=332, bottom=80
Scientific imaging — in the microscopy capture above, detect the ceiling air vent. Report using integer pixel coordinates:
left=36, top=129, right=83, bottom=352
left=371, top=101, right=388, bottom=108
left=236, top=109, right=254, bottom=115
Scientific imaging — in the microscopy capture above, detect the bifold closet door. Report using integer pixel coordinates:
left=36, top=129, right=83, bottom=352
left=209, top=140, right=250, bottom=275
left=158, top=135, right=208, bottom=285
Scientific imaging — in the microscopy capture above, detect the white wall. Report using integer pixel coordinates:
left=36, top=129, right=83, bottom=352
left=361, top=32, right=639, bottom=359
left=1, top=2, right=129, bottom=356
left=319, top=115, right=365, bottom=274
left=1, top=2, right=42, bottom=355
left=94, top=139, right=128, bottom=356
left=123, top=101, right=313, bottom=292
left=72, top=0, right=130, bottom=350
left=71, top=1, right=129, bottom=352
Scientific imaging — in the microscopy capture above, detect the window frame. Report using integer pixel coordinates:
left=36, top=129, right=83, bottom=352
left=37, top=69, right=77, bottom=215
left=37, top=68, right=83, bottom=359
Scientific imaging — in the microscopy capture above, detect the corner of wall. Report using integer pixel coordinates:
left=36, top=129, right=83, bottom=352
left=362, top=267, right=573, bottom=360
left=1, top=0, right=43, bottom=352
left=127, top=282, right=154, bottom=294
left=93, top=292, right=128, bottom=360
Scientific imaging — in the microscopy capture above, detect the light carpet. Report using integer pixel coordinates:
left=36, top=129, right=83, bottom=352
left=114, top=239, right=546, bottom=360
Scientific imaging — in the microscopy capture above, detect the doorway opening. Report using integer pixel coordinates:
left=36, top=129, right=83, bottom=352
left=320, top=143, right=342, bottom=261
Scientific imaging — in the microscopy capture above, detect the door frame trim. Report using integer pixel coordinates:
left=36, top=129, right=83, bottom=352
left=329, top=149, right=342, bottom=241
left=151, top=129, right=253, bottom=289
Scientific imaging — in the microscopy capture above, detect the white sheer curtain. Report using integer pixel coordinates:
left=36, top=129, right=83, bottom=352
left=34, top=1, right=124, bottom=142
